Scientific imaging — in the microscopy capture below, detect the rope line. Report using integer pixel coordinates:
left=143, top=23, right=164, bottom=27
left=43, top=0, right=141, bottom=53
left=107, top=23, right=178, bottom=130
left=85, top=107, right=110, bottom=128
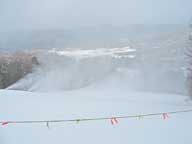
left=1, top=109, right=192, bottom=125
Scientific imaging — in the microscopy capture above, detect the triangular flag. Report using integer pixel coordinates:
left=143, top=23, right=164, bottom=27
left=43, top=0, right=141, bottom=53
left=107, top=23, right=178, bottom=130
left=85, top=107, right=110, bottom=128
left=76, top=119, right=80, bottom=124
left=138, top=115, right=143, bottom=120
left=110, top=117, right=118, bottom=125
left=162, top=113, right=169, bottom=120
left=46, top=122, right=50, bottom=129
left=2, top=122, right=9, bottom=126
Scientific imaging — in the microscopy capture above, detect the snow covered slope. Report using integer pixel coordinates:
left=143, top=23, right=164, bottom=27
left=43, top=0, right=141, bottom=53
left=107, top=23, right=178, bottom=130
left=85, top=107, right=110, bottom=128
left=0, top=85, right=192, bottom=144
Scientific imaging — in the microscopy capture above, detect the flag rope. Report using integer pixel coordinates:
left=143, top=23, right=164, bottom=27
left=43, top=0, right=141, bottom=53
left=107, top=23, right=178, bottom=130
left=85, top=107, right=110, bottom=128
left=1, top=109, right=192, bottom=125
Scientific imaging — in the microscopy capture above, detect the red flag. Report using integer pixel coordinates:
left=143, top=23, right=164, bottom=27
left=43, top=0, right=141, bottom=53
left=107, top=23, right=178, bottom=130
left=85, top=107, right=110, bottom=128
left=2, top=122, right=9, bottom=126
left=162, top=113, right=169, bottom=120
left=110, top=117, right=118, bottom=125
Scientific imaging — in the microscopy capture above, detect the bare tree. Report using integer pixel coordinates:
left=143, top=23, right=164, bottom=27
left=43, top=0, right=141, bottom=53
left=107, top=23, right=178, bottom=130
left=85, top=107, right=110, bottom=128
left=0, top=50, right=39, bottom=89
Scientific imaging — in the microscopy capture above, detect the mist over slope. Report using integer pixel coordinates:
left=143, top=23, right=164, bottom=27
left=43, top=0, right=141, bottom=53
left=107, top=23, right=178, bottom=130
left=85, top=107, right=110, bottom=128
left=7, top=44, right=186, bottom=95
left=2, top=25, right=188, bottom=94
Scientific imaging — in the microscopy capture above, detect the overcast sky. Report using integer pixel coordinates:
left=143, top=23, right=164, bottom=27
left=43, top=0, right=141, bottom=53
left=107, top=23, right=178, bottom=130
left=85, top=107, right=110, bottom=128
left=0, top=0, right=191, bottom=30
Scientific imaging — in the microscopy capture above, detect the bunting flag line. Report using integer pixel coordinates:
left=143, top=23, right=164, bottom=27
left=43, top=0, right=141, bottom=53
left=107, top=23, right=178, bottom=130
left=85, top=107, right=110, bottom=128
left=1, top=109, right=192, bottom=127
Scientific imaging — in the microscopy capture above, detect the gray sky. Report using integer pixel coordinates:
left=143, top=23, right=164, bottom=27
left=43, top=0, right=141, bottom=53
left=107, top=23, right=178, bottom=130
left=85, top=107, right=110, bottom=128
left=0, top=0, right=191, bottom=30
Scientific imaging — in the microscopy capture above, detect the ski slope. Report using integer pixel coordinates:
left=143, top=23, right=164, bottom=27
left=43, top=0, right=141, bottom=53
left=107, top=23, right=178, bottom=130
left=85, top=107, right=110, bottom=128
left=0, top=85, right=192, bottom=144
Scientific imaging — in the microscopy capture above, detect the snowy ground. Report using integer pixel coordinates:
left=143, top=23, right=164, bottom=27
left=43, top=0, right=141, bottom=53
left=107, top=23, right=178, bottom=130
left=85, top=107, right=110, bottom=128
left=0, top=84, right=192, bottom=144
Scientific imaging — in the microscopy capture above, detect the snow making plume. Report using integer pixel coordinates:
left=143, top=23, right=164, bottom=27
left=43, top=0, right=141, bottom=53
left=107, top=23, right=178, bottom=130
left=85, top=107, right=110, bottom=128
left=7, top=47, right=138, bottom=92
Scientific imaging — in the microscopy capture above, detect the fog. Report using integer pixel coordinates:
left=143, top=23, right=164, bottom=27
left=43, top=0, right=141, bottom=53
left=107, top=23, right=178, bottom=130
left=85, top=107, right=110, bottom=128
left=0, top=0, right=192, bottom=30
left=0, top=0, right=191, bottom=95
left=7, top=37, right=187, bottom=95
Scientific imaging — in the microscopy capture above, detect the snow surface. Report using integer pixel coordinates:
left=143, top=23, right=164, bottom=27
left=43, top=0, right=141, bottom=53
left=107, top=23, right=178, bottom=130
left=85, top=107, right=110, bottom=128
left=0, top=84, right=192, bottom=144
